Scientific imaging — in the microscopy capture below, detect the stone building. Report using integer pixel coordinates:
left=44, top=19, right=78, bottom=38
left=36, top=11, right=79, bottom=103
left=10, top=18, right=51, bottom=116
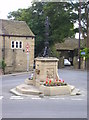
left=0, top=19, right=35, bottom=73
left=55, top=38, right=86, bottom=69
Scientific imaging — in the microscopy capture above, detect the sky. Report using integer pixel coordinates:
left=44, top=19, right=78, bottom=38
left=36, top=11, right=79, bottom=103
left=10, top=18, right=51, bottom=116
left=0, top=0, right=81, bottom=39
left=0, top=0, right=32, bottom=19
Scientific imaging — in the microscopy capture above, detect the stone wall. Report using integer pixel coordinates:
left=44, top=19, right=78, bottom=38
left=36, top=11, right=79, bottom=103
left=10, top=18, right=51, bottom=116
left=80, top=57, right=86, bottom=70
left=58, top=57, right=64, bottom=68
left=73, top=56, right=86, bottom=70
left=1, top=36, right=34, bottom=73
left=73, top=56, right=79, bottom=69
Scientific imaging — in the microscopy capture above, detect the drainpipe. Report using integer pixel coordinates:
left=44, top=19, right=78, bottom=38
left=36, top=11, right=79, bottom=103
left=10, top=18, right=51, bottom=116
left=2, top=36, right=5, bottom=74
left=78, top=1, right=81, bottom=69
left=2, top=36, right=5, bottom=60
left=87, top=2, right=89, bottom=48
left=87, top=1, right=89, bottom=70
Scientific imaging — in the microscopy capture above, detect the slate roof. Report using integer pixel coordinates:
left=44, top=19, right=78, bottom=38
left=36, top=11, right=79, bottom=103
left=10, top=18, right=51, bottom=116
left=0, top=19, right=35, bottom=37
left=55, top=38, right=85, bottom=50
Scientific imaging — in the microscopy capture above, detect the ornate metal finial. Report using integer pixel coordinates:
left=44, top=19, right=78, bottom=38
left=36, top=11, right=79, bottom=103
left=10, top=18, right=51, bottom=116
left=43, top=16, right=50, bottom=57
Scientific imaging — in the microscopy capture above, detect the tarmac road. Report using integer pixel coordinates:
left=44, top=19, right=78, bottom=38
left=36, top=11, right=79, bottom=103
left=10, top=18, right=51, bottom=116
left=1, top=69, right=87, bottom=118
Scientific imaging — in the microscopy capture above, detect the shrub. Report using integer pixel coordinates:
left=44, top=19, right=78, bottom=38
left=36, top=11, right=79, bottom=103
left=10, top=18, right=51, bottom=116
left=0, top=60, right=6, bottom=72
left=80, top=48, right=89, bottom=59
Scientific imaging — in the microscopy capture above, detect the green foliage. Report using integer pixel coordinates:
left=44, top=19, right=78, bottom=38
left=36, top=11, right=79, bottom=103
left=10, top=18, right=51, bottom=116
left=0, top=60, right=6, bottom=70
left=80, top=48, right=89, bottom=59
left=44, top=2, right=75, bottom=43
left=8, top=2, right=87, bottom=56
left=70, top=2, right=87, bottom=39
left=50, top=45, right=59, bottom=58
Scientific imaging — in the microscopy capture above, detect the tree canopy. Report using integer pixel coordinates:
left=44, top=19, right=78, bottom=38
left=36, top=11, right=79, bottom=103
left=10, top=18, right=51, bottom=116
left=8, top=2, right=87, bottom=57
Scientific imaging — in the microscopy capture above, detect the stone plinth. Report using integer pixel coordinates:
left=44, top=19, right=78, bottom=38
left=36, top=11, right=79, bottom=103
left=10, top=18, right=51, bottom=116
left=35, top=57, right=59, bottom=83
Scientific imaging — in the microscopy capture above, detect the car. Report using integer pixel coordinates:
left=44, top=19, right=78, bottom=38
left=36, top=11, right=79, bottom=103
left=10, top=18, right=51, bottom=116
left=64, top=59, right=71, bottom=66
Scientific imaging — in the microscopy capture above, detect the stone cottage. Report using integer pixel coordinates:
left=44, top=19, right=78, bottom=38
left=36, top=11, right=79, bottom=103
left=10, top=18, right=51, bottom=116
left=0, top=19, right=35, bottom=73
left=55, top=38, right=86, bottom=69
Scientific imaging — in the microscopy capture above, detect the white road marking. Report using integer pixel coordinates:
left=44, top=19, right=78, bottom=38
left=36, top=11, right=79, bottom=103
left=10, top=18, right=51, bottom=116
left=10, top=95, right=21, bottom=97
left=9, top=96, right=85, bottom=101
left=10, top=96, right=24, bottom=100
left=32, top=97, right=41, bottom=100
left=71, top=98, right=84, bottom=101
left=50, top=97, right=65, bottom=100
left=0, top=96, right=3, bottom=99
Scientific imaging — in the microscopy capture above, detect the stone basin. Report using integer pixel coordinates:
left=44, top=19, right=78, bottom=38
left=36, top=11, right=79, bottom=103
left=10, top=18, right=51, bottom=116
left=39, top=84, right=72, bottom=96
left=22, top=77, right=75, bottom=96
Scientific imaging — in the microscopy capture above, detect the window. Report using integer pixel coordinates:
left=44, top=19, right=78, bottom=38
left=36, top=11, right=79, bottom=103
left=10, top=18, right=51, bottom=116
left=11, top=41, right=14, bottom=49
left=19, top=41, right=22, bottom=48
left=16, top=41, right=18, bottom=48
left=11, top=41, right=23, bottom=49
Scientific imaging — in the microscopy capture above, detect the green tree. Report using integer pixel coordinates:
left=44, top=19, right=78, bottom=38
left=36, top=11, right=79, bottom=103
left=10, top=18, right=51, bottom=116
left=8, top=2, right=86, bottom=56
left=80, top=48, right=89, bottom=59
left=70, top=2, right=88, bottom=40
left=44, top=2, right=75, bottom=44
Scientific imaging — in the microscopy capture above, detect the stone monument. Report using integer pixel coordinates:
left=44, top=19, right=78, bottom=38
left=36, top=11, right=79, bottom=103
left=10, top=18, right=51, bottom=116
left=33, top=16, right=60, bottom=88
left=10, top=17, right=80, bottom=96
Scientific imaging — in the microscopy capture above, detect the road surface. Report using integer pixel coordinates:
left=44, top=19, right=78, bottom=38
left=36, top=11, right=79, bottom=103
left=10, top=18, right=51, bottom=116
left=1, top=69, right=87, bottom=118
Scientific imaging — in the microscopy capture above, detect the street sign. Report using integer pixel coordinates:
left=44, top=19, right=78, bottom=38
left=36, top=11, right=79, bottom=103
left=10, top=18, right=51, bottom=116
left=25, top=43, right=30, bottom=53
left=26, top=43, right=30, bottom=48
left=81, top=51, right=85, bottom=55
left=26, top=48, right=30, bottom=53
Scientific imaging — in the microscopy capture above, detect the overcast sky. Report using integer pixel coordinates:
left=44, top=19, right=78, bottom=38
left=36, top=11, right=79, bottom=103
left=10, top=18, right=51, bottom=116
left=0, top=0, right=80, bottom=39
left=0, top=0, right=32, bottom=19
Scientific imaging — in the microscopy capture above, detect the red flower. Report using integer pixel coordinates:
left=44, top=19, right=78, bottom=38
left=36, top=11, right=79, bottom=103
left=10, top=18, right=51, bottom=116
left=55, top=79, right=57, bottom=82
left=49, top=80, right=51, bottom=84
left=59, top=80, right=61, bottom=82
left=46, top=80, right=48, bottom=84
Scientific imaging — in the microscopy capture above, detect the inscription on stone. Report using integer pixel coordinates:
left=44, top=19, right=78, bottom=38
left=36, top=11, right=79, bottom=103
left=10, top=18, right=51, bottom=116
left=46, top=68, right=54, bottom=79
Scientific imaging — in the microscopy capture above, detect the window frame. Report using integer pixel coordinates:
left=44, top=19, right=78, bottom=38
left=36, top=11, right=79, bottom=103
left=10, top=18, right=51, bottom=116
left=19, top=41, right=23, bottom=49
left=11, top=41, right=15, bottom=49
left=15, top=41, right=19, bottom=49
left=11, top=41, right=23, bottom=49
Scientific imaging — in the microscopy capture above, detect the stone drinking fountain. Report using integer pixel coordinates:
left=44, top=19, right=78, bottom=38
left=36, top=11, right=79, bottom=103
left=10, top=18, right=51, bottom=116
left=10, top=17, right=80, bottom=96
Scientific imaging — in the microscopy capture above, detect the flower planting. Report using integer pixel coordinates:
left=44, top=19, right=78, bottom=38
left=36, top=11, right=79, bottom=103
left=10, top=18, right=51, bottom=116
left=44, top=78, right=67, bottom=86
